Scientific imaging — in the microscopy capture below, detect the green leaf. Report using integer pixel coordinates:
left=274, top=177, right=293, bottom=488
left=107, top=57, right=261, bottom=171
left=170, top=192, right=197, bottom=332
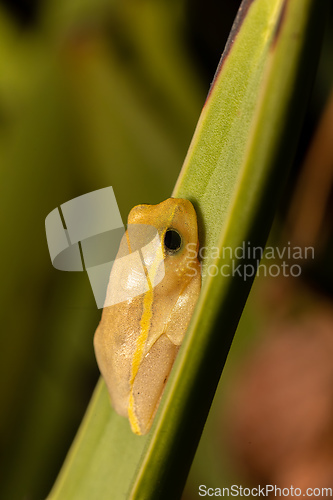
left=48, top=0, right=328, bottom=498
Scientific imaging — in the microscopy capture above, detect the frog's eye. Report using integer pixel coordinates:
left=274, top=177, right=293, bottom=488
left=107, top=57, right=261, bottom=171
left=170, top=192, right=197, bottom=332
left=164, top=228, right=182, bottom=255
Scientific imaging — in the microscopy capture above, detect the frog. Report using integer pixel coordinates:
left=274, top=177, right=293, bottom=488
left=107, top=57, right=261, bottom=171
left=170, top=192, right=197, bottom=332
left=94, top=198, right=201, bottom=435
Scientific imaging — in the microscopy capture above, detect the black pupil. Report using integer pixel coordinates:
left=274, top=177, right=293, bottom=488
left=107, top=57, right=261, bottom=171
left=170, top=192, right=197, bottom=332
left=164, top=229, right=182, bottom=253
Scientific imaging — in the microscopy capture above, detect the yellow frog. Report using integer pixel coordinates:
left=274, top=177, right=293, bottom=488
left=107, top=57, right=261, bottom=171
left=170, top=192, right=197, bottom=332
left=94, top=198, right=201, bottom=435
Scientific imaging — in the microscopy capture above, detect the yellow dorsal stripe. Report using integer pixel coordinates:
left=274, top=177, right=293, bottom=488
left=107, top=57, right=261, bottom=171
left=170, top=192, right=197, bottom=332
left=125, top=229, right=132, bottom=253
left=128, top=392, right=141, bottom=435
left=130, top=272, right=154, bottom=385
left=128, top=205, right=178, bottom=433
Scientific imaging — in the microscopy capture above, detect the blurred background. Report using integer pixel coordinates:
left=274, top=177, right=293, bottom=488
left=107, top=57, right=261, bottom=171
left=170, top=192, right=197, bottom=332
left=0, top=0, right=332, bottom=498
